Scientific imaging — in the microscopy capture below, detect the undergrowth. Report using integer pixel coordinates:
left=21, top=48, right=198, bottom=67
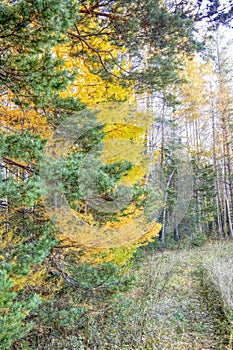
left=12, top=241, right=233, bottom=349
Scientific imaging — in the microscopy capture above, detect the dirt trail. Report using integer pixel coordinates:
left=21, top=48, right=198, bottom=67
left=149, top=254, right=228, bottom=349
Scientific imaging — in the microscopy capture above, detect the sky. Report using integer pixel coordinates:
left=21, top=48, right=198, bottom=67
left=223, top=27, right=233, bottom=57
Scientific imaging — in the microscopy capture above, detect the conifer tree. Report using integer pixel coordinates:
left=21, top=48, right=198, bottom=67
left=1, top=1, right=232, bottom=347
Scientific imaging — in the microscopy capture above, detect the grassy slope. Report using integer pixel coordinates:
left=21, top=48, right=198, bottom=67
left=81, top=242, right=233, bottom=349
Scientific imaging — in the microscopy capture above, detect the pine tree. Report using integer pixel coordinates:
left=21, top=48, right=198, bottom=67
left=1, top=1, right=232, bottom=347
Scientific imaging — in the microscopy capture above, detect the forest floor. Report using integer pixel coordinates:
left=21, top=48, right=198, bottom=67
left=124, top=243, right=233, bottom=350
left=137, top=249, right=228, bottom=349
left=37, top=242, right=233, bottom=350
left=83, top=242, right=233, bottom=349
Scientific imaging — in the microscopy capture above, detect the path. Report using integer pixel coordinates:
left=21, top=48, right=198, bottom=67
left=145, top=252, right=229, bottom=349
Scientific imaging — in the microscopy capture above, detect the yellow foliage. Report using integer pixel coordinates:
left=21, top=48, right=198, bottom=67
left=174, top=56, right=214, bottom=122
left=26, top=268, right=47, bottom=288
left=0, top=228, right=15, bottom=250
left=97, top=245, right=138, bottom=266
left=95, top=102, right=153, bottom=128
left=12, top=275, right=27, bottom=291
left=119, top=165, right=146, bottom=185
left=41, top=97, right=160, bottom=262
left=0, top=225, right=50, bottom=293
left=1, top=10, right=162, bottom=270
left=52, top=206, right=139, bottom=248
left=102, top=138, right=144, bottom=164
left=137, top=222, right=162, bottom=245
left=55, top=17, right=132, bottom=106
left=46, top=202, right=161, bottom=266
left=104, top=123, right=145, bottom=141
left=0, top=95, right=51, bottom=136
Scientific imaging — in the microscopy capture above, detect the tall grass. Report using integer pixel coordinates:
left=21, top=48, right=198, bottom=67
left=202, top=242, right=233, bottom=313
left=201, top=241, right=233, bottom=349
left=20, top=242, right=233, bottom=349
left=80, top=252, right=182, bottom=350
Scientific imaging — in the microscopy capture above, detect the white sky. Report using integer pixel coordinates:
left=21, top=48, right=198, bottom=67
left=222, top=26, right=233, bottom=58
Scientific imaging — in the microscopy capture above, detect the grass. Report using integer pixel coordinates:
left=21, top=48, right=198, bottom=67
left=76, top=242, right=233, bottom=349
left=201, top=241, right=233, bottom=350
left=19, top=241, right=233, bottom=349
left=202, top=242, right=233, bottom=312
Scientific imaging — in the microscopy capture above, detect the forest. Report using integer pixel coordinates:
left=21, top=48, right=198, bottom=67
left=0, top=0, right=233, bottom=349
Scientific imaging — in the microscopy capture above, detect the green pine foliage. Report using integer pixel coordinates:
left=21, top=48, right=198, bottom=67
left=1, top=0, right=233, bottom=348
left=0, top=0, right=79, bottom=107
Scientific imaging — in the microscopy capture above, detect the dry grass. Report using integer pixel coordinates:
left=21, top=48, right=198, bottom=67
left=23, top=242, right=233, bottom=349
left=202, top=242, right=233, bottom=313
left=201, top=241, right=233, bottom=350
left=79, top=244, right=233, bottom=349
